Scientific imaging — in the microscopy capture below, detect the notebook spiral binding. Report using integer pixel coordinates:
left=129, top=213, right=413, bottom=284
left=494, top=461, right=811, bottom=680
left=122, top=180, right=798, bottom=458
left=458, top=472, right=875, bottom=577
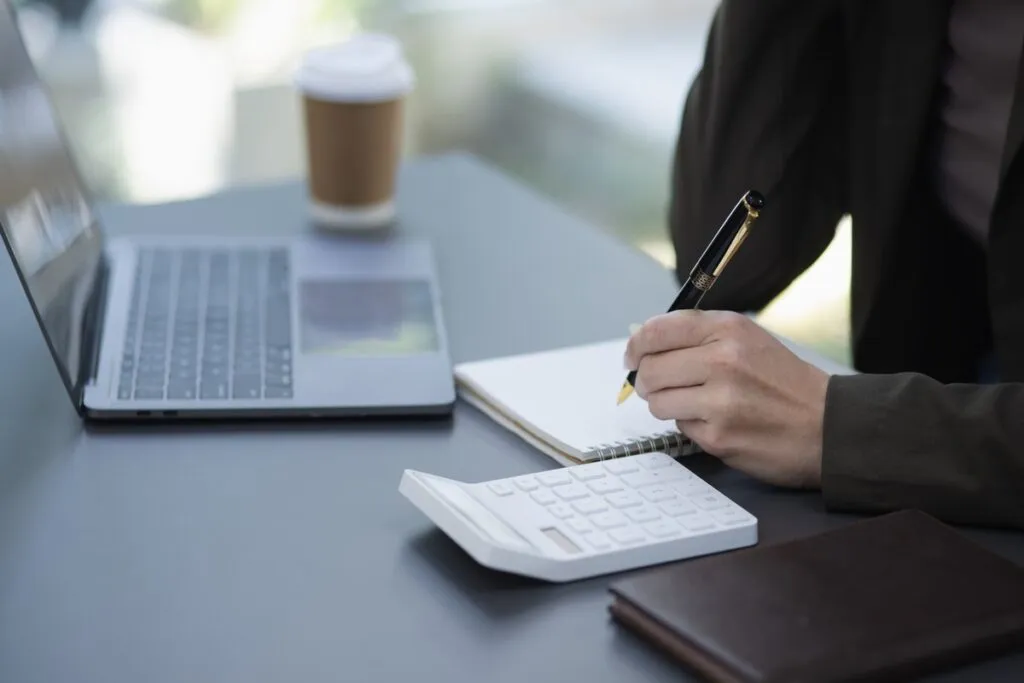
left=586, top=430, right=701, bottom=462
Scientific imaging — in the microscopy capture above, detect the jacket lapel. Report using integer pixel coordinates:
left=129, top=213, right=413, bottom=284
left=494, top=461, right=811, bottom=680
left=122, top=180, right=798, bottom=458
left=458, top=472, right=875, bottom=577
left=854, top=0, right=951, bottom=318
left=998, top=46, right=1024, bottom=186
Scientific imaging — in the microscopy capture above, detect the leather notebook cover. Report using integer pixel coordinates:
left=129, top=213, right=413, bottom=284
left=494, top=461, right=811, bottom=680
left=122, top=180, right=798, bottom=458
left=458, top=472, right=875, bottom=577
left=608, top=510, right=1024, bottom=683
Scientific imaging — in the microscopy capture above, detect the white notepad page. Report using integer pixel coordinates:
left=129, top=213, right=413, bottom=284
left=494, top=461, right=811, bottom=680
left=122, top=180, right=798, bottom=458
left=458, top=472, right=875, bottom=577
left=455, top=335, right=856, bottom=468
left=456, top=339, right=686, bottom=467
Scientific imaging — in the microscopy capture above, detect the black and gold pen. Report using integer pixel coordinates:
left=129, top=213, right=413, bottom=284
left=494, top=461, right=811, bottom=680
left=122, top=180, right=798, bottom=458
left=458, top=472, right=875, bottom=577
left=616, top=190, right=765, bottom=405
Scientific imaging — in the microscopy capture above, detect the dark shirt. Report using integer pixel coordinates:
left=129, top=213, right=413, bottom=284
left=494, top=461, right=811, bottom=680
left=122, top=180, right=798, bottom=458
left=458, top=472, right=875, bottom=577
left=934, top=0, right=1024, bottom=245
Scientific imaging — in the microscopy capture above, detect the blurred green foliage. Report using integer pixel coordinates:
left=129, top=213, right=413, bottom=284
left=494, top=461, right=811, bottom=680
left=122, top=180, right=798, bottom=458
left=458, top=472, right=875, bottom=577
left=164, top=0, right=369, bottom=33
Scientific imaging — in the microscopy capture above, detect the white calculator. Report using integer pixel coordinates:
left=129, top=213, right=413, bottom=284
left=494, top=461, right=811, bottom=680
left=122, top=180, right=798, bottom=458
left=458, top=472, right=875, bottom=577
left=399, top=452, right=757, bottom=582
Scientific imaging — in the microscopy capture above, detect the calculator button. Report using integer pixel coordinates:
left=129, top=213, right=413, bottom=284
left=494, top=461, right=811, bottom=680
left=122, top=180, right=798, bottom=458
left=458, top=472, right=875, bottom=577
left=592, top=511, right=628, bottom=529
left=620, top=471, right=659, bottom=488
left=571, top=467, right=606, bottom=482
left=530, top=490, right=558, bottom=506
left=587, top=478, right=623, bottom=495
left=586, top=533, right=613, bottom=550
left=644, top=520, right=683, bottom=538
left=681, top=515, right=716, bottom=532
left=537, top=470, right=573, bottom=487
left=673, top=479, right=712, bottom=496
left=625, top=506, right=662, bottom=523
left=573, top=498, right=609, bottom=515
left=604, top=459, right=640, bottom=475
left=651, top=467, right=692, bottom=483
left=487, top=481, right=515, bottom=496
left=660, top=499, right=697, bottom=516
left=514, top=476, right=539, bottom=491
left=552, top=484, right=590, bottom=501
left=609, top=527, right=646, bottom=545
left=638, top=485, right=677, bottom=503
left=548, top=504, right=575, bottom=519
left=635, top=453, right=674, bottom=470
left=606, top=491, right=643, bottom=509
left=713, top=508, right=753, bottom=526
left=692, top=492, right=731, bottom=511
left=567, top=518, right=593, bottom=534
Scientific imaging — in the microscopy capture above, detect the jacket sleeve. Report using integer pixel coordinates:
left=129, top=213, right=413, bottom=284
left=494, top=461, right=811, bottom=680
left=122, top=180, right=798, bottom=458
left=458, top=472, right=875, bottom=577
left=669, top=0, right=850, bottom=311
left=822, top=373, right=1024, bottom=530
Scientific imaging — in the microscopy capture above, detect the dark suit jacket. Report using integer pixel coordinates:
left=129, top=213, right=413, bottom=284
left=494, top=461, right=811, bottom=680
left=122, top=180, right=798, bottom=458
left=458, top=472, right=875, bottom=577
left=669, top=0, right=1024, bottom=529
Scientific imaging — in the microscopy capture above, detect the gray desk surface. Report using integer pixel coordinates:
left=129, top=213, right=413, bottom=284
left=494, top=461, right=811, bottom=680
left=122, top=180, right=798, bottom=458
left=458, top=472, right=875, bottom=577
left=0, top=153, right=1021, bottom=683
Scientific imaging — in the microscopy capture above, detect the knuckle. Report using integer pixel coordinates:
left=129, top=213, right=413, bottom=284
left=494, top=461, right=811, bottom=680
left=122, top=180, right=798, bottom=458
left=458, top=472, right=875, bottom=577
left=717, top=310, right=749, bottom=336
left=637, top=355, right=667, bottom=393
left=647, top=394, right=672, bottom=421
left=711, top=339, right=744, bottom=373
left=634, top=371, right=650, bottom=398
left=700, top=423, right=730, bottom=454
left=643, top=316, right=671, bottom=349
left=713, top=385, right=742, bottom=423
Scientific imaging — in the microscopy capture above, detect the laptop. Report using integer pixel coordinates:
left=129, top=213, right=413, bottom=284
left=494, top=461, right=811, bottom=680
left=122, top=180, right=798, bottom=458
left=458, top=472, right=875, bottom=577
left=0, top=1, right=456, bottom=419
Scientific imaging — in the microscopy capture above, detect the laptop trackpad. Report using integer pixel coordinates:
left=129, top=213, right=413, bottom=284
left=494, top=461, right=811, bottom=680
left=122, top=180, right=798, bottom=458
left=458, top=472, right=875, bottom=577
left=298, top=278, right=440, bottom=356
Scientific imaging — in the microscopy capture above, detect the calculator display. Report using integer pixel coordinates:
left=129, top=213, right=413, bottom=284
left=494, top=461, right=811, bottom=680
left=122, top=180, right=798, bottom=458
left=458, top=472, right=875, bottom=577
left=541, top=527, right=581, bottom=554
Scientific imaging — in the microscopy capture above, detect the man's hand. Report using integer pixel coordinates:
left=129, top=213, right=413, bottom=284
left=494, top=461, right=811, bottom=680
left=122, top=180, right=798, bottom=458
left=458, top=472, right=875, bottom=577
left=624, top=310, right=830, bottom=489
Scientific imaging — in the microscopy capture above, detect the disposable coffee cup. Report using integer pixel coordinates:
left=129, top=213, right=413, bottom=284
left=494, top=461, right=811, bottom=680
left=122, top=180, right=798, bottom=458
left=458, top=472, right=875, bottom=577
left=294, top=34, right=414, bottom=229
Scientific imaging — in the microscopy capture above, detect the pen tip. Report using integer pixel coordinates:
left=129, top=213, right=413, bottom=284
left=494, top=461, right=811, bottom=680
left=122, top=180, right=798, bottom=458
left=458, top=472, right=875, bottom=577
left=616, top=383, right=634, bottom=405
left=746, top=190, right=765, bottom=209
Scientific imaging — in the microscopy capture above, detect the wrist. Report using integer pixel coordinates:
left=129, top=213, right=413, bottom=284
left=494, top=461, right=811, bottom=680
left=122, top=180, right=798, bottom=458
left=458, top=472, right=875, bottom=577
left=800, top=365, right=829, bottom=488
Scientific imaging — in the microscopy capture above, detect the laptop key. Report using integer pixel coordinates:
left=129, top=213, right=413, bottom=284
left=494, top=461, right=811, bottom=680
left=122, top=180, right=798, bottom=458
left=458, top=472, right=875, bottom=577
left=171, top=362, right=196, bottom=377
left=202, top=368, right=227, bottom=383
left=167, top=383, right=196, bottom=400
left=169, top=369, right=196, bottom=383
left=136, top=372, right=165, bottom=385
left=203, top=351, right=228, bottom=365
left=200, top=383, right=229, bottom=399
left=266, top=362, right=291, bottom=376
left=235, top=349, right=261, bottom=363
left=234, top=360, right=261, bottom=375
left=266, top=346, right=291, bottom=361
left=265, top=325, right=291, bottom=347
left=264, top=386, right=292, bottom=399
left=133, top=387, right=164, bottom=400
left=232, top=377, right=261, bottom=399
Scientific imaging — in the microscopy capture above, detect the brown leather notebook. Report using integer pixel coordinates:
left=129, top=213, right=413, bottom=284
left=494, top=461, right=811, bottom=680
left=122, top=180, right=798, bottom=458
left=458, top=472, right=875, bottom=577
left=608, top=510, right=1024, bottom=683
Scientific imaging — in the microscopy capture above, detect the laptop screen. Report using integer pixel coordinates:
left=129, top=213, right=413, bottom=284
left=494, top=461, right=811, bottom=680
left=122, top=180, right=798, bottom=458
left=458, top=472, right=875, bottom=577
left=0, top=1, right=104, bottom=405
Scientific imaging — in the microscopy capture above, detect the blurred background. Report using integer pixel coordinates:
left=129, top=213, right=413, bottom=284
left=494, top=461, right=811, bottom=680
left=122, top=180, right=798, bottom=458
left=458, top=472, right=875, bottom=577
left=9, top=0, right=852, bottom=364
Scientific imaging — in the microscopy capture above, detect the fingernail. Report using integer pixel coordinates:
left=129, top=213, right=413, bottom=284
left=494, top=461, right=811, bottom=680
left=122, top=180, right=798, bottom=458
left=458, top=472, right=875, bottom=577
left=628, top=323, right=641, bottom=334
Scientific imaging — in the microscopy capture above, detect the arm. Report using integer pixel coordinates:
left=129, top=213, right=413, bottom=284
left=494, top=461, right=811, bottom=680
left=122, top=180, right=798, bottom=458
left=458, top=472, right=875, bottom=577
left=670, top=0, right=849, bottom=311
left=626, top=311, right=1024, bottom=531
left=823, top=374, right=1024, bottom=530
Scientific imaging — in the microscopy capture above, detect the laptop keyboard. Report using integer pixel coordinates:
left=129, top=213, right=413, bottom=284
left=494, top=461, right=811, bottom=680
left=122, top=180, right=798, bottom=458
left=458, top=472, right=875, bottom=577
left=117, top=247, right=293, bottom=402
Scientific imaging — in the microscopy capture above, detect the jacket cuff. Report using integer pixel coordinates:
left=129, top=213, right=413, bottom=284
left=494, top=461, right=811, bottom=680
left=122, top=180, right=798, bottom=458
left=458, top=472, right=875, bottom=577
left=819, top=373, right=916, bottom=514
left=820, top=372, right=1024, bottom=528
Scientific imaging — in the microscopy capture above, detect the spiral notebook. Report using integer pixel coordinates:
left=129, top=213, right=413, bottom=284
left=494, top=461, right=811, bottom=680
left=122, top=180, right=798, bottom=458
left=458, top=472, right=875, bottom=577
left=456, top=336, right=855, bottom=467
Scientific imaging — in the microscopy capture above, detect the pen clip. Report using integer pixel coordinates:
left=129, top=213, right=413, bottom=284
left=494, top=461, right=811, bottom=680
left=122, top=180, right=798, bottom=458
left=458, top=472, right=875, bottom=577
left=711, top=200, right=760, bottom=277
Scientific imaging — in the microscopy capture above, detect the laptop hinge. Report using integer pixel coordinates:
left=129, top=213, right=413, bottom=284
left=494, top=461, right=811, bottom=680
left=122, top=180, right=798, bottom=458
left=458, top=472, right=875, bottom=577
left=77, top=253, right=111, bottom=401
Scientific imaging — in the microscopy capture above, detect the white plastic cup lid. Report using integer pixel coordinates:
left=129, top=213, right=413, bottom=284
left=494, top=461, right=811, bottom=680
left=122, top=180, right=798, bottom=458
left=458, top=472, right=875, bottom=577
left=294, top=33, right=414, bottom=103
